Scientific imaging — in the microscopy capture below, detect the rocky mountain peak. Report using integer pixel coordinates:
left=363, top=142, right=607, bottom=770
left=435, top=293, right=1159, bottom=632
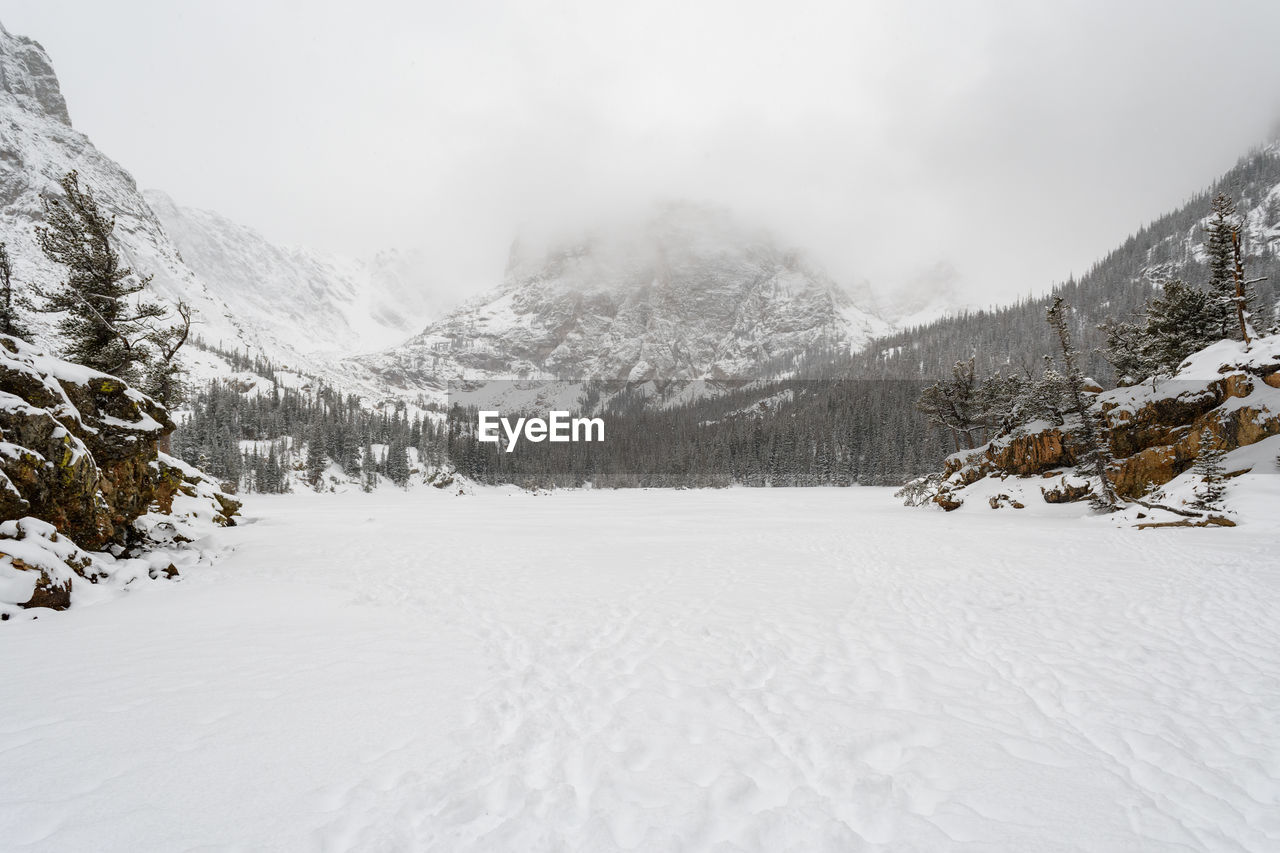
left=0, top=21, right=70, bottom=126
left=355, top=201, right=891, bottom=389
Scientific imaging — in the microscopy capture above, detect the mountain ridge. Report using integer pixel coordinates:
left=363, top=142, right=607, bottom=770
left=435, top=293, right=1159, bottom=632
left=354, top=201, right=892, bottom=391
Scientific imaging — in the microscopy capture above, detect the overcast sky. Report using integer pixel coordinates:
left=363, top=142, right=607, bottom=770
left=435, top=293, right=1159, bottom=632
left=6, top=0, right=1280, bottom=311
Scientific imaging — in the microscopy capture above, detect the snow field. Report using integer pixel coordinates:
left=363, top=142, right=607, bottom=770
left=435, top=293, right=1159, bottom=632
left=1, top=487, right=1279, bottom=851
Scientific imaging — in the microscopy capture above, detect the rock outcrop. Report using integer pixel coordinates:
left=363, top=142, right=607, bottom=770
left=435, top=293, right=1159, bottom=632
left=927, top=335, right=1280, bottom=511
left=0, top=22, right=69, bottom=125
left=0, top=335, right=240, bottom=611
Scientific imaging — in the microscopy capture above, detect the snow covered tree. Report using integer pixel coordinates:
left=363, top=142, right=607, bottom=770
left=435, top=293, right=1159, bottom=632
left=362, top=436, right=378, bottom=492
left=1205, top=193, right=1238, bottom=339
left=385, top=434, right=411, bottom=486
left=1015, top=358, right=1073, bottom=426
left=1101, top=279, right=1218, bottom=386
left=143, top=301, right=191, bottom=408
left=305, top=427, right=327, bottom=490
left=1098, top=317, right=1151, bottom=386
left=975, top=371, right=1027, bottom=435
left=1047, top=297, right=1120, bottom=510
left=1192, top=428, right=1227, bottom=510
left=34, top=171, right=167, bottom=381
left=1203, top=192, right=1261, bottom=345
left=0, top=241, right=32, bottom=339
left=916, top=358, right=981, bottom=452
left=1142, top=279, right=1219, bottom=377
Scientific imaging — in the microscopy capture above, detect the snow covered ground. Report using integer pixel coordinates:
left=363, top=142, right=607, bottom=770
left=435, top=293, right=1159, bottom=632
left=2, top=487, right=1279, bottom=852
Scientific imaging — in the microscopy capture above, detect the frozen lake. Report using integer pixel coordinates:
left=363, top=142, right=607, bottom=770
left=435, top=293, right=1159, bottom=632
left=2, top=488, right=1278, bottom=851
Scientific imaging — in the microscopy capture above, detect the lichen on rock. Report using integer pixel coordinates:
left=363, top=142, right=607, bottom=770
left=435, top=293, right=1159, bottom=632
left=0, top=335, right=238, bottom=613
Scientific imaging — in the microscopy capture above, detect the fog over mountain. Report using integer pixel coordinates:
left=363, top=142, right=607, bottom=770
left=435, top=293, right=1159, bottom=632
left=7, top=0, right=1280, bottom=312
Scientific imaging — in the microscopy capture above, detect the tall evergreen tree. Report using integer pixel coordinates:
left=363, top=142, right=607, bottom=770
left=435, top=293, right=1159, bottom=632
left=0, top=242, right=31, bottom=339
left=1205, top=192, right=1239, bottom=339
left=362, top=435, right=378, bottom=492
left=34, top=171, right=168, bottom=381
left=1142, top=279, right=1219, bottom=376
left=1202, top=191, right=1263, bottom=344
left=306, top=426, right=327, bottom=490
left=385, top=433, right=411, bottom=486
left=1047, top=297, right=1120, bottom=510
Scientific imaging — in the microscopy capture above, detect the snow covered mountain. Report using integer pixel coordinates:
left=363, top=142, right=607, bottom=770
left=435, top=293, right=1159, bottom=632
left=0, top=22, right=245, bottom=353
left=2, top=19, right=891, bottom=406
left=355, top=202, right=891, bottom=389
left=145, top=192, right=442, bottom=357
left=0, top=21, right=429, bottom=395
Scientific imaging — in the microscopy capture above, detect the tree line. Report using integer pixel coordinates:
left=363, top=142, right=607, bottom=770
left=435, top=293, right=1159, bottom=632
left=172, top=359, right=447, bottom=493
left=446, top=378, right=946, bottom=488
left=911, top=190, right=1270, bottom=510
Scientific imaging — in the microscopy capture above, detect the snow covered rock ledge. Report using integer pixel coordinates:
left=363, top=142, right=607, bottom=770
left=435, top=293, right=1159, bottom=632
left=923, top=334, right=1280, bottom=515
left=0, top=335, right=240, bottom=614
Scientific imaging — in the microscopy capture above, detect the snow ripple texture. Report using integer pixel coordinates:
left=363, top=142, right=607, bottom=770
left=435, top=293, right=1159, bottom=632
left=1, top=488, right=1278, bottom=852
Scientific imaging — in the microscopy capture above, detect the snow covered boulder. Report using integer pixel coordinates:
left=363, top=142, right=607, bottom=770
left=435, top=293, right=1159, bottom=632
left=0, top=516, right=103, bottom=612
left=136, top=453, right=241, bottom=546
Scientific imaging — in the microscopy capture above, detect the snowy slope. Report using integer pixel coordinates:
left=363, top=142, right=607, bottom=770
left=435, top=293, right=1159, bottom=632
left=145, top=191, right=442, bottom=357
left=2, top=488, right=1278, bottom=851
left=355, top=202, right=892, bottom=389
left=0, top=22, right=403, bottom=398
left=0, top=22, right=246, bottom=354
left=3, top=22, right=895, bottom=407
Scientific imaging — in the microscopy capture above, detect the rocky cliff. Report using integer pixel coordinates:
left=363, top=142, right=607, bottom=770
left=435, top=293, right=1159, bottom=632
left=0, top=335, right=239, bottom=613
left=921, top=335, right=1280, bottom=517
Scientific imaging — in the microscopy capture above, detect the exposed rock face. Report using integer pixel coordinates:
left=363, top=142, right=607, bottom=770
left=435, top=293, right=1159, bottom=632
left=149, top=453, right=242, bottom=531
left=930, top=335, right=1280, bottom=510
left=0, top=335, right=239, bottom=610
left=0, top=23, right=69, bottom=125
left=0, top=335, right=174, bottom=548
left=354, top=203, right=891, bottom=389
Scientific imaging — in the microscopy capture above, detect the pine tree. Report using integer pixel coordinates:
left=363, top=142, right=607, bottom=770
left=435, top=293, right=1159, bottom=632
left=362, top=435, right=378, bottom=491
left=385, top=433, right=411, bottom=486
left=1142, top=279, right=1218, bottom=377
left=143, top=301, right=192, bottom=407
left=306, top=426, right=327, bottom=491
left=266, top=443, right=287, bottom=493
left=1192, top=428, right=1227, bottom=510
left=0, top=242, right=31, bottom=339
left=915, top=358, right=981, bottom=452
left=1202, top=192, right=1261, bottom=344
left=1205, top=192, right=1238, bottom=339
left=975, top=371, right=1026, bottom=437
left=33, top=171, right=167, bottom=381
left=1047, top=296, right=1120, bottom=510
left=1098, top=317, right=1151, bottom=386
left=1016, top=358, right=1072, bottom=426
